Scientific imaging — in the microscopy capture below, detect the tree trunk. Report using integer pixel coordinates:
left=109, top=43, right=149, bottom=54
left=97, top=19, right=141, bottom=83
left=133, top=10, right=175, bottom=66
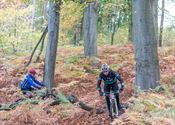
left=128, top=0, right=132, bottom=41
left=111, top=10, right=122, bottom=45
left=44, top=1, right=60, bottom=93
left=132, top=0, right=160, bottom=90
left=159, top=0, right=165, bottom=47
left=153, top=0, right=158, bottom=43
left=74, top=24, right=81, bottom=46
left=111, top=19, right=117, bottom=45
left=30, top=0, right=37, bottom=52
left=32, top=0, right=37, bottom=32
left=83, top=2, right=97, bottom=57
left=42, top=0, right=48, bottom=21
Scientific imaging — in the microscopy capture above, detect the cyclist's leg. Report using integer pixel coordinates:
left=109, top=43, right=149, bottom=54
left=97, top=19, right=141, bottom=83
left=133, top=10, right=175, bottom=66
left=112, top=83, right=121, bottom=110
left=21, top=90, right=33, bottom=98
left=104, top=84, right=112, bottom=116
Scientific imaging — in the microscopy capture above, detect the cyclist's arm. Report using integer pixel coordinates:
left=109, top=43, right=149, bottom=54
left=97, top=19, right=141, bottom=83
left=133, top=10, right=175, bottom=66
left=97, top=76, right=102, bottom=91
left=26, top=75, right=40, bottom=89
left=34, top=79, right=45, bottom=87
left=115, top=73, right=124, bottom=89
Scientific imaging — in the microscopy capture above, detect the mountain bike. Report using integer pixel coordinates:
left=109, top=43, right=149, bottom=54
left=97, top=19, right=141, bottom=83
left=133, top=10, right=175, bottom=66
left=105, top=91, right=119, bottom=119
left=21, top=87, right=57, bottom=99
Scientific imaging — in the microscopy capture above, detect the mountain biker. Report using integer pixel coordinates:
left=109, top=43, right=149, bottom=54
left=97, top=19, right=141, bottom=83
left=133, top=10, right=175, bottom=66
left=20, top=68, right=45, bottom=98
left=97, top=63, right=124, bottom=118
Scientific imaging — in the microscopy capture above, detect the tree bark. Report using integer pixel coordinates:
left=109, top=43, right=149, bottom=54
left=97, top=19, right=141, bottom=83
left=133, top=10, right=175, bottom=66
left=111, top=10, right=122, bottom=45
left=128, top=0, right=132, bottom=41
left=44, top=1, right=61, bottom=93
left=32, top=0, right=37, bottom=32
left=132, top=0, right=160, bottom=90
left=111, top=18, right=117, bottom=45
left=152, top=0, right=158, bottom=45
left=42, top=0, right=48, bottom=21
left=159, top=0, right=165, bottom=47
left=74, top=24, right=81, bottom=46
left=83, top=2, right=97, bottom=57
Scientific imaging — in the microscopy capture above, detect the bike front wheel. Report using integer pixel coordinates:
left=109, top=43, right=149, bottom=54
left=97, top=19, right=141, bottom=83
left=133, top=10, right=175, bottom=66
left=111, top=99, right=119, bottom=118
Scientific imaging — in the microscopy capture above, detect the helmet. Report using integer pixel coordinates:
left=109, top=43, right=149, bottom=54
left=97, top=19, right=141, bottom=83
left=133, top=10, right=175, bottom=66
left=29, top=68, right=36, bottom=75
left=101, top=63, right=109, bottom=72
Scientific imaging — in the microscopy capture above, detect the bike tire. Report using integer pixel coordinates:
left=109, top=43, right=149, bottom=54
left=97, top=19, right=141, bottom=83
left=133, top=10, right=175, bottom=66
left=111, top=99, right=119, bottom=117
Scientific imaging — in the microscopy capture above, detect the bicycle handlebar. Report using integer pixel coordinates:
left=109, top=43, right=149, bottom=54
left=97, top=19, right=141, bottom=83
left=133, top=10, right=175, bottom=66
left=104, top=91, right=120, bottom=94
left=100, top=90, right=124, bottom=97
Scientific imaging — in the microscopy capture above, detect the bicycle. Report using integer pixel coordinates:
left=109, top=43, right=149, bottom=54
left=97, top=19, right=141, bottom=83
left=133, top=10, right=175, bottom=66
left=100, top=90, right=123, bottom=120
left=20, top=87, right=57, bottom=100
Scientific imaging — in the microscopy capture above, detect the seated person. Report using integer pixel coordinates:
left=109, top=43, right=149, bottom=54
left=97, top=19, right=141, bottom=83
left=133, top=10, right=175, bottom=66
left=20, top=68, right=45, bottom=98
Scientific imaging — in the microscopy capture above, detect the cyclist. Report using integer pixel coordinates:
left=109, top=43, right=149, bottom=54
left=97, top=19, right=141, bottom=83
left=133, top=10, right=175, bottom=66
left=97, top=63, right=124, bottom=118
left=20, top=68, right=45, bottom=98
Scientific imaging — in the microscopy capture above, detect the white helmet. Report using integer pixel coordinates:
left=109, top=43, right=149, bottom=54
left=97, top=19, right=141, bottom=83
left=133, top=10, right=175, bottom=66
left=101, top=63, right=109, bottom=72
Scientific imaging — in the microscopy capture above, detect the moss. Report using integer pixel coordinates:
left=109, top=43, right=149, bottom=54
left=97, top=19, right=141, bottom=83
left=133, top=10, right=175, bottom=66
left=109, top=64, right=118, bottom=70
left=142, top=100, right=157, bottom=111
left=74, top=70, right=85, bottom=76
left=57, top=92, right=70, bottom=104
left=66, top=69, right=85, bottom=77
left=165, top=99, right=175, bottom=108
left=151, top=108, right=175, bottom=120
left=153, top=85, right=165, bottom=93
left=65, top=55, right=80, bottom=64
left=61, top=111, right=70, bottom=117
left=164, top=85, right=174, bottom=98
left=171, top=78, right=175, bottom=85
left=129, top=99, right=145, bottom=112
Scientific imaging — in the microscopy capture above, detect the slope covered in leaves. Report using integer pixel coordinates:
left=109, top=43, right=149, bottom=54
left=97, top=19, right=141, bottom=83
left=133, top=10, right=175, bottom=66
left=111, top=85, right=175, bottom=125
left=0, top=44, right=175, bottom=125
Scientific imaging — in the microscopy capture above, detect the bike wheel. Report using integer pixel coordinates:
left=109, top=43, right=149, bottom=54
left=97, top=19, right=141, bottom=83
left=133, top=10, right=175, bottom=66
left=111, top=99, right=119, bottom=117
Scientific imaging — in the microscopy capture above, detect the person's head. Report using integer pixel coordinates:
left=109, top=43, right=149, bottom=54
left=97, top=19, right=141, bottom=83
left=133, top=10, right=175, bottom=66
left=101, top=63, right=109, bottom=76
left=28, top=68, right=36, bottom=76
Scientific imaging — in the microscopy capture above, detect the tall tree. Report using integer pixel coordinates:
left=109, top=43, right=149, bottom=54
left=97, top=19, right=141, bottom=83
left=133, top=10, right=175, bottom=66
left=132, top=0, right=160, bottom=90
left=111, top=10, right=123, bottom=45
left=29, top=0, right=37, bottom=52
left=153, top=0, right=158, bottom=41
left=44, top=0, right=61, bottom=93
left=128, top=0, right=132, bottom=41
left=83, top=2, right=97, bottom=57
left=74, top=23, right=81, bottom=45
left=159, top=0, right=165, bottom=47
left=31, top=0, right=37, bottom=32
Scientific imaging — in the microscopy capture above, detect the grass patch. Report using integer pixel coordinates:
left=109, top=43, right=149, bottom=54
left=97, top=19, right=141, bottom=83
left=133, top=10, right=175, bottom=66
left=163, top=85, right=174, bottom=98
left=57, top=92, right=70, bottom=104
left=65, top=55, right=80, bottom=64
left=142, top=99, right=157, bottom=111
left=151, top=108, right=175, bottom=120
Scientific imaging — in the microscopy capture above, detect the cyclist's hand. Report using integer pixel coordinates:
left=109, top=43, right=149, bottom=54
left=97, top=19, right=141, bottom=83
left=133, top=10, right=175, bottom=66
left=34, top=87, right=39, bottom=90
left=99, top=91, right=104, bottom=96
left=42, top=86, right=46, bottom=90
left=119, top=88, right=124, bottom=93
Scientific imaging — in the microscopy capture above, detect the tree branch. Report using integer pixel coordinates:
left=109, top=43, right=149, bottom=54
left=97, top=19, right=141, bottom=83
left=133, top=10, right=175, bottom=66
left=25, top=25, right=48, bottom=67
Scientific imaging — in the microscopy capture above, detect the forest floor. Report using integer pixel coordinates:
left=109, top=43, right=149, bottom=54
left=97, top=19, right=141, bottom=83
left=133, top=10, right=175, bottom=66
left=0, top=44, right=175, bottom=125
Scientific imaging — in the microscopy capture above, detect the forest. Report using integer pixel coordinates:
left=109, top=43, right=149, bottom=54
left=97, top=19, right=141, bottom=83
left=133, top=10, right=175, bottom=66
left=0, top=0, right=175, bottom=124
